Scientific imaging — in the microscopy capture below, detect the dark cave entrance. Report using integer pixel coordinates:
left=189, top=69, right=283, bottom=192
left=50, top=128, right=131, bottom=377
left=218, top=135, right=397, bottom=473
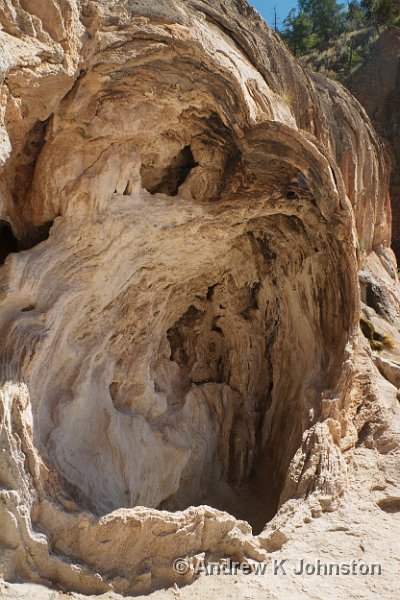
left=0, top=219, right=54, bottom=266
left=148, top=217, right=352, bottom=534
left=0, top=220, right=19, bottom=265
left=141, top=145, right=198, bottom=196
left=155, top=269, right=291, bottom=535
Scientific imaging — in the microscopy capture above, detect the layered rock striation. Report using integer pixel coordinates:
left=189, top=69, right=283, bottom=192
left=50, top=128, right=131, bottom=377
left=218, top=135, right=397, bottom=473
left=0, top=1, right=399, bottom=596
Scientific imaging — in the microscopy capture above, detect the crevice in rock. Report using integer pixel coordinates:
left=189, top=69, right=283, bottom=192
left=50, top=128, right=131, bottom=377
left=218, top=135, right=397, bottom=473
left=11, top=117, right=51, bottom=221
left=0, top=220, right=19, bottom=265
left=19, top=220, right=54, bottom=251
left=154, top=259, right=284, bottom=532
left=356, top=421, right=372, bottom=447
left=21, top=305, right=36, bottom=312
left=0, top=219, right=54, bottom=265
left=141, top=145, right=198, bottom=196
left=377, top=497, right=400, bottom=513
left=123, top=181, right=133, bottom=195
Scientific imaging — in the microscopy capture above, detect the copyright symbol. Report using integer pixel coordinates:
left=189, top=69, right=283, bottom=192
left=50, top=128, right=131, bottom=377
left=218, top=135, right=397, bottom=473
left=173, top=558, right=190, bottom=575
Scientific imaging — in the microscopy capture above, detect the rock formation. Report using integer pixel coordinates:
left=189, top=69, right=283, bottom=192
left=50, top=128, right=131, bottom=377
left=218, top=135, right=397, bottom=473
left=347, top=26, right=400, bottom=261
left=0, top=1, right=399, bottom=598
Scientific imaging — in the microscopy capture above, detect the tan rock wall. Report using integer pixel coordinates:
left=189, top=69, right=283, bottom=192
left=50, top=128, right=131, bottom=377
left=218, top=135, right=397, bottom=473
left=0, top=1, right=399, bottom=596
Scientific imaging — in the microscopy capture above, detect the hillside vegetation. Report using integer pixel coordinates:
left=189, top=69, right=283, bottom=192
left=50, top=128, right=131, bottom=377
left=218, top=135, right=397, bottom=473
left=280, top=0, right=399, bottom=81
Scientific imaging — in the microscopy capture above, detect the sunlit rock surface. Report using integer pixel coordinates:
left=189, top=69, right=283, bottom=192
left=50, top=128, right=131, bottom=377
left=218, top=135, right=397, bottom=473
left=0, top=1, right=399, bottom=598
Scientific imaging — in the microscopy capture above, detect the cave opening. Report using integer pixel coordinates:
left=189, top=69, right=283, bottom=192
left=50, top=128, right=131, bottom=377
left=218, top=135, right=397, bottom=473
left=139, top=217, right=348, bottom=534
left=141, top=145, right=198, bottom=196
left=0, top=220, right=19, bottom=265
left=151, top=250, right=295, bottom=534
left=40, top=214, right=349, bottom=536
left=0, top=219, right=54, bottom=266
left=20, top=220, right=54, bottom=251
left=158, top=325, right=281, bottom=534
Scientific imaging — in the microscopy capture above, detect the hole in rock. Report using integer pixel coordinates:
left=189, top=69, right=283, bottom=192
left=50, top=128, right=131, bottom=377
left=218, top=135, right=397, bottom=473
left=39, top=217, right=350, bottom=537
left=21, top=305, right=36, bottom=312
left=19, top=220, right=54, bottom=251
left=0, top=220, right=19, bottom=264
left=356, top=421, right=372, bottom=447
left=146, top=256, right=304, bottom=534
left=142, top=146, right=198, bottom=196
left=123, top=181, right=133, bottom=195
left=377, top=497, right=400, bottom=513
left=0, top=219, right=54, bottom=265
left=12, top=118, right=50, bottom=211
left=156, top=292, right=282, bottom=534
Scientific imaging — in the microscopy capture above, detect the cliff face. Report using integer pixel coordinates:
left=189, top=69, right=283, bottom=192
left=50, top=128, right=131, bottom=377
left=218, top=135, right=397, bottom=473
left=347, top=26, right=400, bottom=260
left=0, top=1, right=400, bottom=598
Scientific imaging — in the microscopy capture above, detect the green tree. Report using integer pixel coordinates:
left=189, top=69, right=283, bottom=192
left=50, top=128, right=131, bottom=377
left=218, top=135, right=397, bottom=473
left=346, top=0, right=367, bottom=27
left=281, top=9, right=313, bottom=55
left=299, top=0, right=346, bottom=43
left=361, top=0, right=400, bottom=25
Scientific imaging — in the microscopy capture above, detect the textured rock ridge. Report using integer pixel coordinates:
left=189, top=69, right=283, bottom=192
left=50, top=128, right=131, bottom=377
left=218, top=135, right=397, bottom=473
left=0, top=1, right=400, bottom=597
left=347, top=26, right=400, bottom=261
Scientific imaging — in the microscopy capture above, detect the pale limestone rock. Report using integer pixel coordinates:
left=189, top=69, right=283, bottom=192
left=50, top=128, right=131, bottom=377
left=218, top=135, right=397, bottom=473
left=0, top=1, right=400, bottom=598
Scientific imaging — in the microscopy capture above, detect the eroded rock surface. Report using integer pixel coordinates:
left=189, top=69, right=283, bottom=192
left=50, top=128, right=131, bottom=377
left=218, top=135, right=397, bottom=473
left=0, top=1, right=400, bottom=597
left=347, top=26, right=400, bottom=261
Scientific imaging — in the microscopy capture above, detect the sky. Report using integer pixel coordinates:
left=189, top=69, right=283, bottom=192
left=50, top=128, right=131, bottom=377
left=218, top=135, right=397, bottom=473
left=250, top=1, right=298, bottom=29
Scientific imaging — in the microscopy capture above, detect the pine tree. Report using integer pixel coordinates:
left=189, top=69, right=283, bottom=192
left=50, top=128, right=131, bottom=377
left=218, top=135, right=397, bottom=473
left=281, top=9, right=313, bottom=55
left=361, top=0, right=400, bottom=25
left=299, top=0, right=346, bottom=43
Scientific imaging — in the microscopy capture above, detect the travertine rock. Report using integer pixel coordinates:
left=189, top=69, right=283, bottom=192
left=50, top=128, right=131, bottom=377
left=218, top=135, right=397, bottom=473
left=0, top=1, right=399, bottom=598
